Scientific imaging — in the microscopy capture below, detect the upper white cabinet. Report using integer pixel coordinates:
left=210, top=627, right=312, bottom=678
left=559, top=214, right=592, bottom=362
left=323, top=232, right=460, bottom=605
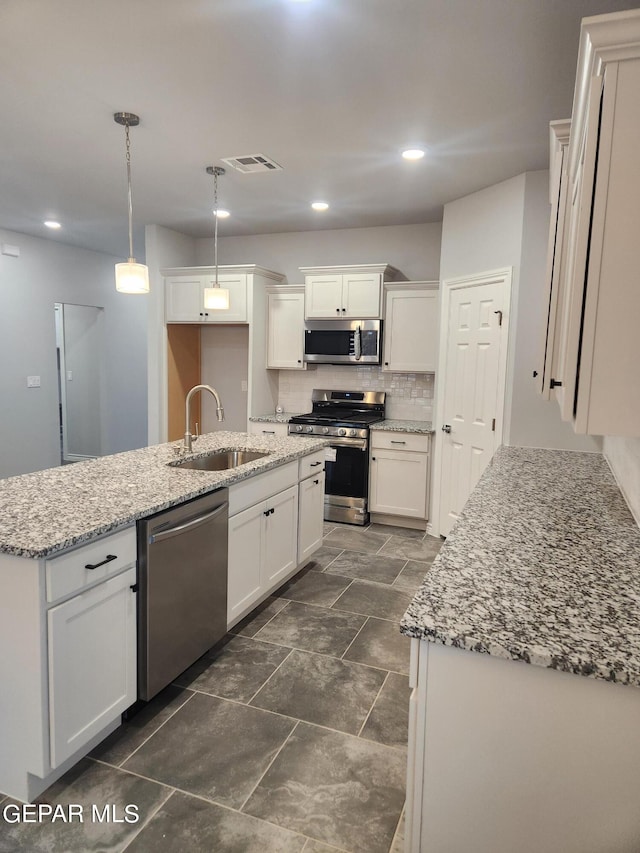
left=536, top=120, right=571, bottom=399
left=382, top=282, right=439, bottom=373
left=165, top=270, right=248, bottom=323
left=301, top=264, right=399, bottom=319
left=544, top=10, right=640, bottom=435
left=266, top=285, right=306, bottom=369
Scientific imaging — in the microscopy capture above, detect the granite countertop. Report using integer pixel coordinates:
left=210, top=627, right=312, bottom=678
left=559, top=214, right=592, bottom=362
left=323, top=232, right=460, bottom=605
left=371, top=419, right=433, bottom=434
left=0, top=432, right=325, bottom=559
left=401, top=446, right=640, bottom=687
left=249, top=413, right=300, bottom=424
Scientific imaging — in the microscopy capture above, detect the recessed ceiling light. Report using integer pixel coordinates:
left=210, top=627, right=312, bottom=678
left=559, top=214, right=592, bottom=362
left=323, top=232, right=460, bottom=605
left=311, top=201, right=329, bottom=211
left=44, top=220, right=62, bottom=229
left=402, top=148, right=426, bottom=161
left=214, top=209, right=230, bottom=218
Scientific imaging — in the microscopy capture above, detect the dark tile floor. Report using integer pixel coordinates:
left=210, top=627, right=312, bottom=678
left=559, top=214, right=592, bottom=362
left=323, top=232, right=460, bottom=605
left=0, top=522, right=442, bottom=853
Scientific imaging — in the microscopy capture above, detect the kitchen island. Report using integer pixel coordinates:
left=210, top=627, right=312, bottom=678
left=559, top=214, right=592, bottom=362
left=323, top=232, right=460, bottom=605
left=0, top=431, right=326, bottom=802
left=401, top=446, right=640, bottom=853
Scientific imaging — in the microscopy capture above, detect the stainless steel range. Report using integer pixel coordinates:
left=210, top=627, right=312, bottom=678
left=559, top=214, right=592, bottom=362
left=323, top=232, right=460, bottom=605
left=288, top=389, right=385, bottom=525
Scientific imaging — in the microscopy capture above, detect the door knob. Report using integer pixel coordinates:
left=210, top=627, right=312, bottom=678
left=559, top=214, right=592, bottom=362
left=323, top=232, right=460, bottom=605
left=442, top=424, right=452, bottom=434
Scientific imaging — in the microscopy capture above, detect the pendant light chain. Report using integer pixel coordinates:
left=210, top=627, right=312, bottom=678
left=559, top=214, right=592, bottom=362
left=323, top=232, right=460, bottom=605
left=125, top=120, right=134, bottom=261
left=214, top=165, right=219, bottom=287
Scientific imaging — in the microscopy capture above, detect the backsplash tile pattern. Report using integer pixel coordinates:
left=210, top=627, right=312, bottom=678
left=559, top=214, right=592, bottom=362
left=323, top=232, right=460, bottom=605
left=277, top=366, right=434, bottom=421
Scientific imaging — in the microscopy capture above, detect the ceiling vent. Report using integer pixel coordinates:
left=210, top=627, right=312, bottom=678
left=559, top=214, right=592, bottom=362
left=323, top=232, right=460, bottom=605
left=220, top=154, right=282, bottom=174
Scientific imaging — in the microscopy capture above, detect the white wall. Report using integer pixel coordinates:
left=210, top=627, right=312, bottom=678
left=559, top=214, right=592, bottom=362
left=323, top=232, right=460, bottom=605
left=439, top=172, right=599, bottom=452
left=604, top=437, right=640, bottom=524
left=201, top=325, right=249, bottom=432
left=0, top=229, right=148, bottom=479
left=195, top=223, right=442, bottom=283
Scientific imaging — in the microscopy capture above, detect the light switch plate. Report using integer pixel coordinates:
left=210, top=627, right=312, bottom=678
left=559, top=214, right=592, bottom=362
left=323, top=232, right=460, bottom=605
left=27, top=375, right=41, bottom=388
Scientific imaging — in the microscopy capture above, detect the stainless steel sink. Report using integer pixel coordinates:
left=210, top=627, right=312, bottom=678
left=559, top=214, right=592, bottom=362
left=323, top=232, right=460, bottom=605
left=170, top=450, right=269, bottom=471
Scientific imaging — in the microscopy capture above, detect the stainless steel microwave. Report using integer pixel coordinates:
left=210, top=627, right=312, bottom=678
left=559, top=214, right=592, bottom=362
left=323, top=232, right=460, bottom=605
left=303, top=319, right=382, bottom=364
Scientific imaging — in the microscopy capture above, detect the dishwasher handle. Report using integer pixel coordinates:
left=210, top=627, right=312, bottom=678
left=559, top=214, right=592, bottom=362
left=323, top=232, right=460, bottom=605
left=148, top=502, right=228, bottom=545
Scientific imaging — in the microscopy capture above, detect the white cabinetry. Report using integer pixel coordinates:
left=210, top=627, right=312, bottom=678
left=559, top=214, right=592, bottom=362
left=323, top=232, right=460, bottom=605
left=297, top=453, right=325, bottom=565
left=536, top=120, right=571, bottom=399
left=370, top=431, right=431, bottom=526
left=248, top=421, right=289, bottom=438
left=165, top=272, right=248, bottom=323
left=542, top=10, right=640, bottom=435
left=267, top=286, right=305, bottom=369
left=382, top=282, right=439, bottom=373
left=0, top=526, right=137, bottom=802
left=301, top=264, right=399, bottom=320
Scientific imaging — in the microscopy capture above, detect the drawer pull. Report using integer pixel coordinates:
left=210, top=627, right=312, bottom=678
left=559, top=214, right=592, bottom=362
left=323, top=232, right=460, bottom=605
left=310, top=461, right=322, bottom=467
left=85, top=554, right=117, bottom=571
left=390, top=440, right=406, bottom=445
left=262, top=430, right=275, bottom=434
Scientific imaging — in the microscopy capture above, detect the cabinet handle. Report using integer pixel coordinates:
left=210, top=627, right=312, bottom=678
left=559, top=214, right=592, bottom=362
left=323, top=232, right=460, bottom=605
left=336, top=308, right=340, bottom=313
left=263, top=507, right=275, bottom=516
left=130, top=583, right=139, bottom=593
left=532, top=370, right=538, bottom=378
left=390, top=440, right=406, bottom=445
left=384, top=362, right=389, bottom=366
left=263, top=430, right=275, bottom=434
left=297, top=359, right=302, bottom=363
left=85, top=554, right=117, bottom=571
left=310, top=461, right=322, bottom=467
left=550, top=378, right=563, bottom=388
left=341, top=308, right=346, bottom=313
left=372, top=456, right=376, bottom=461
left=313, top=479, right=320, bottom=485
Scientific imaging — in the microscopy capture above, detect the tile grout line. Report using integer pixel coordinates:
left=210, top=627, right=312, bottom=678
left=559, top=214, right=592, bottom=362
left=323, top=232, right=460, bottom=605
left=249, top=598, right=292, bottom=639
left=356, top=670, right=390, bottom=739
left=340, top=614, right=371, bottom=662
left=90, top=689, right=198, bottom=770
left=245, top=646, right=296, bottom=705
left=388, top=804, right=406, bottom=853
left=118, top=783, right=176, bottom=852
left=237, top=720, right=302, bottom=813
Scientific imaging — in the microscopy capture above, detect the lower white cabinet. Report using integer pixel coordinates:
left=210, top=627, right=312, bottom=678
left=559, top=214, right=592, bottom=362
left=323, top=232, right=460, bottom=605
left=48, top=566, right=137, bottom=768
left=248, top=421, right=289, bottom=438
left=227, top=484, right=299, bottom=625
left=369, top=431, right=431, bottom=522
left=0, top=526, right=137, bottom=802
left=298, top=470, right=325, bottom=565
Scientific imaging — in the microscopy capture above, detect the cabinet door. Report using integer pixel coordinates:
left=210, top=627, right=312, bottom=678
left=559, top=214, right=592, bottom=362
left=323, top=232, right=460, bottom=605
left=47, top=567, right=137, bottom=768
left=298, top=471, right=325, bottom=565
left=202, top=274, right=247, bottom=322
left=342, top=273, right=382, bottom=318
left=263, top=485, right=299, bottom=587
left=228, top=502, right=264, bottom=625
left=165, top=276, right=204, bottom=322
left=267, top=292, right=305, bottom=369
left=383, top=289, right=438, bottom=372
left=370, top=449, right=428, bottom=518
left=305, top=275, right=344, bottom=319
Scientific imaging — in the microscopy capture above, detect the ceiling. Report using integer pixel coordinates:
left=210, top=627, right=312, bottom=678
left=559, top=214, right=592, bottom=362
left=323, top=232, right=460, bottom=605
left=0, top=0, right=634, bottom=259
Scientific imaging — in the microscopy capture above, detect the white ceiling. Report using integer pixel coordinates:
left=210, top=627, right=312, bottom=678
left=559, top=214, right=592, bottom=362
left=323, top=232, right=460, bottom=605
left=0, top=0, right=633, bottom=259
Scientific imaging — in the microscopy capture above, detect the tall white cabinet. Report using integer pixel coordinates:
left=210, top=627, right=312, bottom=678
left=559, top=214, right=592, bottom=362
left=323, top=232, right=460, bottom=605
left=539, top=10, right=640, bottom=436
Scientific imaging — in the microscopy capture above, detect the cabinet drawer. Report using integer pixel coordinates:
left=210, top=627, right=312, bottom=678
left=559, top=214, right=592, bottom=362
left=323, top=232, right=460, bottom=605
left=46, top=527, right=136, bottom=604
left=248, top=421, right=289, bottom=438
left=371, top=431, right=430, bottom=453
left=298, top=450, right=325, bottom=480
left=229, top=461, right=298, bottom=516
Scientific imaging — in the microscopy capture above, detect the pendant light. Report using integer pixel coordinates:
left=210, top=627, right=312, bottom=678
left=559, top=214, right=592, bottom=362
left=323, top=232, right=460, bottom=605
left=203, top=165, right=230, bottom=310
left=113, top=112, right=149, bottom=294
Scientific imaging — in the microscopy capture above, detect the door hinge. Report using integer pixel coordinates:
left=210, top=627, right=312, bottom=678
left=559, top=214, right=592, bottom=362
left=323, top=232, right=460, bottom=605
left=492, top=418, right=496, bottom=432
left=494, top=309, right=503, bottom=326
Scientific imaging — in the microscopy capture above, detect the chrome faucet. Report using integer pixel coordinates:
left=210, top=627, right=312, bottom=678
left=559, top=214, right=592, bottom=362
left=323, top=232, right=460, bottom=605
left=184, top=384, right=224, bottom=452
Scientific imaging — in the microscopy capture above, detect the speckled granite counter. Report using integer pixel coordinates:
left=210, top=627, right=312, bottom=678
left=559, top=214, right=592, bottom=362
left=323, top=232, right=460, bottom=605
left=249, top=413, right=300, bottom=424
left=401, top=446, right=640, bottom=687
left=0, top=432, right=325, bottom=559
left=370, top=419, right=433, bottom=434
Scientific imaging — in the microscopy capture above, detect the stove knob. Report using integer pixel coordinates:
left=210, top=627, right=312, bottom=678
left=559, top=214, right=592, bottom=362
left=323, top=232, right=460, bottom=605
left=338, top=428, right=347, bottom=436
left=295, top=425, right=303, bottom=432
left=349, top=429, right=357, bottom=437
left=322, top=427, right=329, bottom=435
left=306, top=426, right=314, bottom=433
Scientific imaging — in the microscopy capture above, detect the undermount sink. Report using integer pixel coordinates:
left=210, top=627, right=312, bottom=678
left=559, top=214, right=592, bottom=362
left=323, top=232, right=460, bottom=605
left=170, top=449, right=270, bottom=472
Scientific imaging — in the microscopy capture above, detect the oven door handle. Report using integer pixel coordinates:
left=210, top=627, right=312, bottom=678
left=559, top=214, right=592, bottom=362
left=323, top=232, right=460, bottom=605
left=326, top=438, right=368, bottom=451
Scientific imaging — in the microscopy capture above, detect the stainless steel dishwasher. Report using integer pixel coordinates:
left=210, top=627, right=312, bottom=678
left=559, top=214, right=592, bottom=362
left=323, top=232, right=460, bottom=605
left=137, top=488, right=228, bottom=701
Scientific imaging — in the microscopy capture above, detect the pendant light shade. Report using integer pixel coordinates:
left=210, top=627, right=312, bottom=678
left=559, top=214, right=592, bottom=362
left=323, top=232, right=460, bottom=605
left=114, top=112, right=149, bottom=294
left=205, top=165, right=229, bottom=310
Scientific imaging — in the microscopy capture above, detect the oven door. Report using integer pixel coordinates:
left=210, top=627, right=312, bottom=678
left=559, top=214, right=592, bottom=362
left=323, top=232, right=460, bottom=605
left=323, top=439, right=370, bottom=525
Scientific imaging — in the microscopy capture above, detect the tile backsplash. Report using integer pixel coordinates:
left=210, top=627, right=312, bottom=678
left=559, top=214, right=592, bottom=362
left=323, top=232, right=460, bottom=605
left=277, top=365, right=434, bottom=421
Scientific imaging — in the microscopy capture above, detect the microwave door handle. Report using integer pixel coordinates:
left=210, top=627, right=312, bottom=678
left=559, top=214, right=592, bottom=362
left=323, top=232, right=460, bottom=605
left=354, top=325, right=362, bottom=360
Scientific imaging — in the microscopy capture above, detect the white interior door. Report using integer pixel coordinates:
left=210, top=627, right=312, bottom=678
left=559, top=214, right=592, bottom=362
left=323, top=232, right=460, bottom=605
left=436, top=269, right=511, bottom=537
